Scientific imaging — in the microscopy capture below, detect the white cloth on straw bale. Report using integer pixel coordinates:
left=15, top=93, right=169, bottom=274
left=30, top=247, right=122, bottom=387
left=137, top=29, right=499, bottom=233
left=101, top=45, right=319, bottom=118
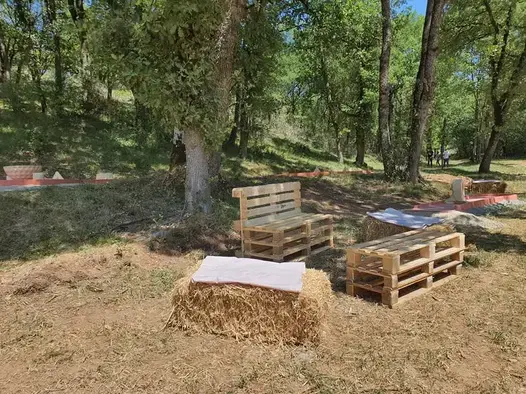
left=367, top=208, right=442, bottom=229
left=192, top=256, right=306, bottom=293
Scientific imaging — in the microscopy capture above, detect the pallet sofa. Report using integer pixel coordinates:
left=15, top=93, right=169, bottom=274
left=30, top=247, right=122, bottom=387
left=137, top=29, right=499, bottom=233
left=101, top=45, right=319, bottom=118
left=346, top=229, right=465, bottom=308
left=232, top=182, right=333, bottom=262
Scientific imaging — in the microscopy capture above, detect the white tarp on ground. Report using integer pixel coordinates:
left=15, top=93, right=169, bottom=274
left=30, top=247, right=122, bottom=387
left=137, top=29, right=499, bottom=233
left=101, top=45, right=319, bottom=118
left=191, top=256, right=306, bottom=293
left=367, top=208, right=443, bottom=229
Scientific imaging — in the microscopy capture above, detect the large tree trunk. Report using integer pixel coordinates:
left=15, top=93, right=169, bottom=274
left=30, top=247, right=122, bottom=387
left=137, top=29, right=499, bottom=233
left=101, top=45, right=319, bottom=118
left=0, top=39, right=11, bottom=82
left=183, top=0, right=246, bottom=212
left=378, top=0, right=395, bottom=179
left=406, top=0, right=445, bottom=183
left=479, top=101, right=504, bottom=173
left=184, top=130, right=212, bottom=213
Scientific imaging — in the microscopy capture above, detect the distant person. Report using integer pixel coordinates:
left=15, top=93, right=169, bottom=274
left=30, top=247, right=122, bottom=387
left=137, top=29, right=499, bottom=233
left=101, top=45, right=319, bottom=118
left=443, top=149, right=450, bottom=167
left=426, top=147, right=434, bottom=167
left=435, top=150, right=441, bottom=166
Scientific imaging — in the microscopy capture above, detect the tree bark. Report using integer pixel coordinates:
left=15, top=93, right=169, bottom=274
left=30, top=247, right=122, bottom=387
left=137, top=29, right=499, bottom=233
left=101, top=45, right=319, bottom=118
left=184, top=130, right=212, bottom=214
left=45, top=0, right=63, bottom=98
left=31, top=71, right=47, bottom=113
left=378, top=0, right=395, bottom=179
left=170, top=130, right=186, bottom=171
left=479, top=102, right=504, bottom=173
left=406, top=0, right=445, bottom=183
left=478, top=0, right=525, bottom=172
left=335, top=127, right=344, bottom=164
left=183, top=0, right=246, bottom=212
left=224, top=89, right=241, bottom=149
left=239, top=102, right=249, bottom=159
left=355, top=75, right=369, bottom=167
left=0, top=38, right=12, bottom=82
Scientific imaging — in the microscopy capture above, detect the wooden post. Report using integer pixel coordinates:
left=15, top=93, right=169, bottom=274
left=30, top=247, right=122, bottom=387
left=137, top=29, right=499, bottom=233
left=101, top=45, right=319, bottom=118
left=382, top=255, right=400, bottom=274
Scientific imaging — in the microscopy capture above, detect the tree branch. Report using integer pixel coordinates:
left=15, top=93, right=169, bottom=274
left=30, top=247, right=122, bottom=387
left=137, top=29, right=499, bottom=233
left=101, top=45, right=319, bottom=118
left=482, top=0, right=499, bottom=35
left=495, top=2, right=515, bottom=84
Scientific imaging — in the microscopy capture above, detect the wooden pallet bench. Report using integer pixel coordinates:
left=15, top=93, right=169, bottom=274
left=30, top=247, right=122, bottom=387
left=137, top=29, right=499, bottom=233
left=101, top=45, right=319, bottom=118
left=232, top=182, right=333, bottom=262
left=346, top=230, right=465, bottom=308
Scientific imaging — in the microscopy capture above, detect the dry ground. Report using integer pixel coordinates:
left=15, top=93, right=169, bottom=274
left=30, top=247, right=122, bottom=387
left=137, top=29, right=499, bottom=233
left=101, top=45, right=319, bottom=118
left=1, top=177, right=526, bottom=394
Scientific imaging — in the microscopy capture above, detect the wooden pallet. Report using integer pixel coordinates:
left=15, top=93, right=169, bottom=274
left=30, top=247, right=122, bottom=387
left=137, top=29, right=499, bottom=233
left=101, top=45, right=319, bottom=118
left=232, top=182, right=334, bottom=262
left=346, top=230, right=465, bottom=307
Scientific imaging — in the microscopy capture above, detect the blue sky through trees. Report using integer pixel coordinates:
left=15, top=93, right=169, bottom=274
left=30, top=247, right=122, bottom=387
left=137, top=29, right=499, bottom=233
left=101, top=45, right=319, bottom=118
left=406, top=0, right=427, bottom=14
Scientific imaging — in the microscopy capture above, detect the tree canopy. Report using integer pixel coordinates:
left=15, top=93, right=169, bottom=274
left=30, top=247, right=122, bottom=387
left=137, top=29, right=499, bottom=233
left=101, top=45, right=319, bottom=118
left=1, top=0, right=525, bottom=210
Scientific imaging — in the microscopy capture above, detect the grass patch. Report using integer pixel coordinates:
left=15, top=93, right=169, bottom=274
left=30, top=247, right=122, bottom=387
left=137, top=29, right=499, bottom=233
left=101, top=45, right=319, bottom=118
left=0, top=175, right=184, bottom=261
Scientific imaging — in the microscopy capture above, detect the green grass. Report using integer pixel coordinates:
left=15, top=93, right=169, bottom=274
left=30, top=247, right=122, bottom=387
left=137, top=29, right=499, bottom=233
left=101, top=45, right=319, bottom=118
left=0, top=175, right=185, bottom=261
left=0, top=82, right=172, bottom=178
left=422, top=158, right=526, bottom=194
left=222, top=137, right=383, bottom=179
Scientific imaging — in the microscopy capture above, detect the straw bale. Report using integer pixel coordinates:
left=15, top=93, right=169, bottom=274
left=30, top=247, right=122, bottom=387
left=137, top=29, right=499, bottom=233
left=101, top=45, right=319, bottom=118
left=470, top=182, right=507, bottom=194
left=360, top=216, right=455, bottom=242
left=170, top=268, right=331, bottom=344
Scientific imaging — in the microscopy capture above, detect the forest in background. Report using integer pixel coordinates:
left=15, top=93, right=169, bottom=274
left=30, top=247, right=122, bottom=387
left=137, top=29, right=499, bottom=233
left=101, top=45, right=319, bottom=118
left=0, top=0, right=525, bottom=211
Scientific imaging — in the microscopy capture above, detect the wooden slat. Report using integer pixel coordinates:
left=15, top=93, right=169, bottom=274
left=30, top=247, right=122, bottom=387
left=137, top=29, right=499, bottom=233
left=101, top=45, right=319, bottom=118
left=267, top=213, right=331, bottom=230
left=283, top=243, right=310, bottom=257
left=369, top=231, right=445, bottom=254
left=364, top=231, right=450, bottom=256
left=244, top=232, right=307, bottom=247
left=351, top=230, right=422, bottom=250
left=396, top=272, right=430, bottom=289
left=352, top=282, right=383, bottom=294
left=398, top=257, right=430, bottom=273
left=434, top=247, right=463, bottom=260
left=246, top=201, right=297, bottom=219
left=433, top=260, right=461, bottom=274
left=244, top=209, right=301, bottom=229
left=232, top=182, right=300, bottom=198
left=245, top=191, right=299, bottom=208
left=351, top=231, right=432, bottom=255
left=390, top=287, right=430, bottom=308
left=351, top=230, right=454, bottom=256
left=310, top=235, right=332, bottom=246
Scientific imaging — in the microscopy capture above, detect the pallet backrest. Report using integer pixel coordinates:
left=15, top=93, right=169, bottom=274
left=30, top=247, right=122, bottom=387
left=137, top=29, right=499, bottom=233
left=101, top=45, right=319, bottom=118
left=232, top=182, right=302, bottom=230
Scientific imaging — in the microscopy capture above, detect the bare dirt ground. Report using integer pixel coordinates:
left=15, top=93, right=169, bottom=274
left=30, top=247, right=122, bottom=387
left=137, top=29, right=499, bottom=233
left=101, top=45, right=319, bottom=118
left=1, top=179, right=525, bottom=394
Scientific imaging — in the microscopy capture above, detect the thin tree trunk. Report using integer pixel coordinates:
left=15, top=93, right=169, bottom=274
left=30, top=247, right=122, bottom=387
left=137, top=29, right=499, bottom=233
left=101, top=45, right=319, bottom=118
left=335, top=127, right=344, bottom=164
left=355, top=132, right=365, bottom=166
left=478, top=1, right=525, bottom=172
left=479, top=105, right=504, bottom=173
left=225, top=89, right=241, bottom=148
left=15, top=57, right=24, bottom=83
left=406, top=0, right=445, bottom=183
left=239, top=102, right=249, bottom=159
left=107, top=81, right=112, bottom=101
left=31, top=72, right=46, bottom=113
left=170, top=130, right=186, bottom=170
left=355, top=75, right=368, bottom=167
left=184, top=130, right=211, bottom=213
left=378, top=0, right=395, bottom=179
